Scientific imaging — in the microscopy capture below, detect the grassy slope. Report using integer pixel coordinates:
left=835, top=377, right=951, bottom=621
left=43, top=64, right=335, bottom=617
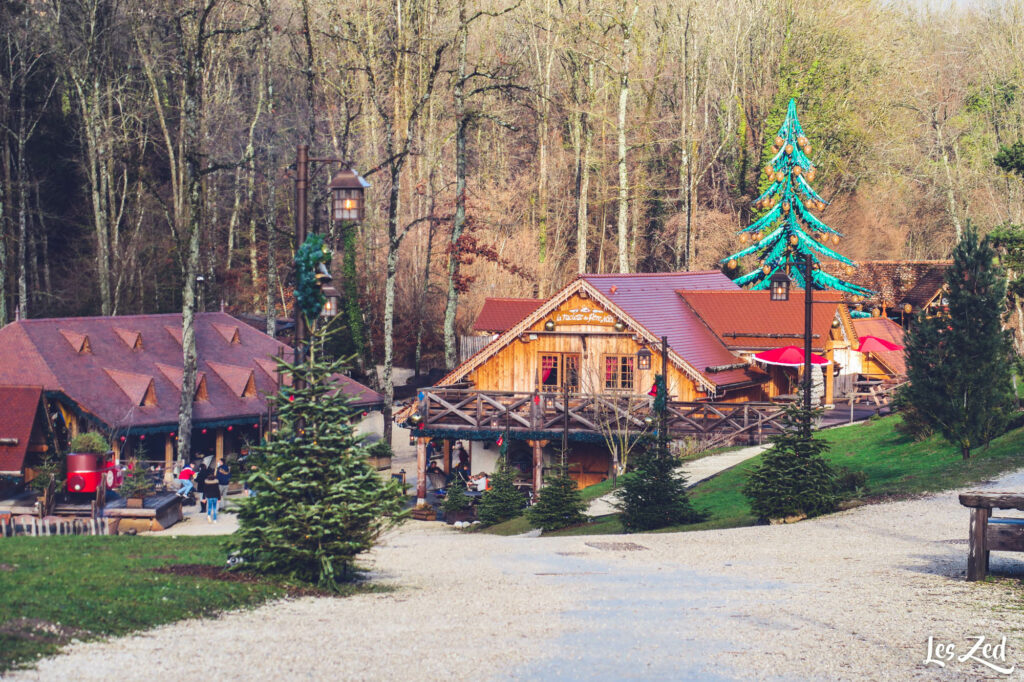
left=487, top=415, right=1024, bottom=537
left=0, top=536, right=284, bottom=671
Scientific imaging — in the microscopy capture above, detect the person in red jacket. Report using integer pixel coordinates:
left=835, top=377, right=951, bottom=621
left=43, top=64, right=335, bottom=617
left=177, top=462, right=195, bottom=497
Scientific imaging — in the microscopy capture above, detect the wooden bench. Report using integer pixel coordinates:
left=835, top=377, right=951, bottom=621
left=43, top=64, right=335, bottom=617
left=958, top=492, right=1024, bottom=580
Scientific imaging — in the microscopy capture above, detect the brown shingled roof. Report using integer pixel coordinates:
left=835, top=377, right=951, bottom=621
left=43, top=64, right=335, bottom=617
left=0, top=386, right=45, bottom=475
left=473, top=298, right=545, bottom=333
left=844, top=260, right=951, bottom=310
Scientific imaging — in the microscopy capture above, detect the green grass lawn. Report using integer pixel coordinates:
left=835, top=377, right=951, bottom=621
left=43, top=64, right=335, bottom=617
left=0, top=535, right=351, bottom=672
left=485, top=415, right=1024, bottom=537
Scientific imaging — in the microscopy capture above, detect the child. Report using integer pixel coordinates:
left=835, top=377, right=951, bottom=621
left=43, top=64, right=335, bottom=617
left=177, top=462, right=195, bottom=497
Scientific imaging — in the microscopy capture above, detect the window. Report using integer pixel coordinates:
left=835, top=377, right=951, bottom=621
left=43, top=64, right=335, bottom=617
left=539, top=353, right=580, bottom=392
left=604, top=355, right=635, bottom=390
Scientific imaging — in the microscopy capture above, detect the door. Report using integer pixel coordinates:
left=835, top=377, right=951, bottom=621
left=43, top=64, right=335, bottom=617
left=538, top=353, right=581, bottom=393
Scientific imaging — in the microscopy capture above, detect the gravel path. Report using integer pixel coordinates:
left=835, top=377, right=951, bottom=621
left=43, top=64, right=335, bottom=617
left=15, top=471, right=1024, bottom=681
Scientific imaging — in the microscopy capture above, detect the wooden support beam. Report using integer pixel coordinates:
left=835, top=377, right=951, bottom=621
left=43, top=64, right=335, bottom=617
left=164, top=435, right=174, bottom=485
left=443, top=439, right=451, bottom=475
left=416, top=437, right=428, bottom=505
left=531, top=440, right=543, bottom=494
left=215, top=429, right=225, bottom=461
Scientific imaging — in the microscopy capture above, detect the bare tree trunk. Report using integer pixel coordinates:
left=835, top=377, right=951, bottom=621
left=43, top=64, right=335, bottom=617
left=932, top=109, right=963, bottom=243
left=444, top=0, right=469, bottom=370
left=615, top=1, right=638, bottom=274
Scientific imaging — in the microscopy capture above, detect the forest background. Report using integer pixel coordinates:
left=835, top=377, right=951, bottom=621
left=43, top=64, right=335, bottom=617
left=2, top=0, right=1024, bottom=441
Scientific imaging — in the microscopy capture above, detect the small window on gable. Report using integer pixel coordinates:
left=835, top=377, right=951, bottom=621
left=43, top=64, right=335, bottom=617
left=194, top=374, right=209, bottom=402
left=60, top=329, right=91, bottom=354
left=241, top=372, right=257, bottom=398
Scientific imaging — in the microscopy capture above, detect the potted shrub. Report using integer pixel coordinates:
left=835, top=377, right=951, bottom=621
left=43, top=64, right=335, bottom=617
left=118, top=458, right=154, bottom=508
left=66, top=432, right=112, bottom=494
left=366, top=440, right=393, bottom=472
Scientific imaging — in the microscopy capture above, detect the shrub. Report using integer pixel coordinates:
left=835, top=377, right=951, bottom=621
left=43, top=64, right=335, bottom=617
left=441, top=477, right=472, bottom=514
left=69, top=432, right=109, bottom=454
left=833, top=466, right=868, bottom=496
left=118, top=459, right=155, bottom=498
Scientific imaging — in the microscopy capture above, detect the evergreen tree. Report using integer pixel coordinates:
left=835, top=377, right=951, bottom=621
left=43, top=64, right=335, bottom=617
left=526, top=455, right=587, bottom=532
left=723, top=99, right=871, bottom=298
left=477, top=437, right=527, bottom=526
left=615, top=437, right=707, bottom=532
left=903, top=225, right=1016, bottom=460
left=441, top=476, right=472, bottom=515
left=231, top=327, right=407, bottom=590
left=742, top=403, right=837, bottom=522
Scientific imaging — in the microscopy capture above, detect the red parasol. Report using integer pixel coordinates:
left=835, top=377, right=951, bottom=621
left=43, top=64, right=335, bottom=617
left=753, top=345, right=829, bottom=367
left=856, top=335, right=904, bottom=353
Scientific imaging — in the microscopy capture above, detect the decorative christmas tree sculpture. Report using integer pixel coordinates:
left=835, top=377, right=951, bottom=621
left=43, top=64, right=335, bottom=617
left=723, top=99, right=871, bottom=296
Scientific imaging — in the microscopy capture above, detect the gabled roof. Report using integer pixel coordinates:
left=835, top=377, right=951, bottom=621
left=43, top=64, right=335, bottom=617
left=582, top=272, right=758, bottom=388
left=0, top=385, right=45, bottom=475
left=680, top=290, right=843, bottom=352
left=439, top=271, right=764, bottom=392
left=473, top=298, right=545, bottom=333
left=852, top=317, right=906, bottom=376
left=0, top=312, right=381, bottom=431
left=845, top=260, right=951, bottom=309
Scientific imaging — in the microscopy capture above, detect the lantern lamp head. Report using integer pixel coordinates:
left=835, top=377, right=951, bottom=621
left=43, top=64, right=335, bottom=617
left=903, top=303, right=912, bottom=314
left=544, top=320, right=555, bottom=332
left=636, top=346, right=653, bottom=371
left=769, top=270, right=792, bottom=302
left=321, top=285, right=341, bottom=318
left=408, top=412, right=423, bottom=426
left=329, top=167, right=370, bottom=222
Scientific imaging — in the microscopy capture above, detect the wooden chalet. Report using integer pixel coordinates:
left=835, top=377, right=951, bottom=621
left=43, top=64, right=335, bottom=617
left=0, top=313, right=382, bottom=480
left=403, top=271, right=868, bottom=498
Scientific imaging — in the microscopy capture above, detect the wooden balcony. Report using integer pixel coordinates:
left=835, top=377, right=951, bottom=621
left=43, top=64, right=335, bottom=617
left=404, top=388, right=790, bottom=450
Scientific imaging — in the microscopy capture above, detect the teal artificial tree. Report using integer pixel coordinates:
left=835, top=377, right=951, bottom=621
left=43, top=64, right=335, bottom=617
left=723, top=99, right=871, bottom=298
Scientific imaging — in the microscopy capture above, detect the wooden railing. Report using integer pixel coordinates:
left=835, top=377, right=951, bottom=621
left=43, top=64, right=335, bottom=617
left=411, top=389, right=789, bottom=448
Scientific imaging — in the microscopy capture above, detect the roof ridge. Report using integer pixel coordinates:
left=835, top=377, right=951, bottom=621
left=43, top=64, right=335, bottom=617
left=583, top=270, right=723, bottom=278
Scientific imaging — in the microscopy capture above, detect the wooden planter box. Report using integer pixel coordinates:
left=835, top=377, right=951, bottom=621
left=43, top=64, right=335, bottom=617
left=367, top=455, right=392, bottom=472
left=126, top=497, right=145, bottom=509
left=410, top=507, right=437, bottom=521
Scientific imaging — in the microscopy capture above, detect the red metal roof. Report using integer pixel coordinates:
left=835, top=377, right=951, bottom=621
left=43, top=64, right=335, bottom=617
left=852, top=317, right=906, bottom=376
left=581, top=272, right=759, bottom=388
left=0, top=385, right=44, bottom=474
left=473, top=297, right=545, bottom=333
left=680, top=290, right=842, bottom=352
left=0, top=312, right=383, bottom=431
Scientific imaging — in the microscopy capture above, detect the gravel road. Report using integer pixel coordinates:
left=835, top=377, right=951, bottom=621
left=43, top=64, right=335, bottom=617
left=13, top=471, right=1024, bottom=681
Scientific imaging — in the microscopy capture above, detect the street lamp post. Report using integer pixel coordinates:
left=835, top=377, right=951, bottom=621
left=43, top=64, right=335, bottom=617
left=292, top=143, right=369, bottom=389
left=768, top=253, right=814, bottom=436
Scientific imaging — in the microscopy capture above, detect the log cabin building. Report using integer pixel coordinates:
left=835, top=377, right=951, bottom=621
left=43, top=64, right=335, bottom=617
left=0, top=312, right=382, bottom=482
left=0, top=386, right=57, bottom=488
left=403, top=271, right=865, bottom=498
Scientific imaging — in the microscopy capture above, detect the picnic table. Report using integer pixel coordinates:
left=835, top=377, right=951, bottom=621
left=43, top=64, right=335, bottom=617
left=958, top=492, right=1024, bottom=580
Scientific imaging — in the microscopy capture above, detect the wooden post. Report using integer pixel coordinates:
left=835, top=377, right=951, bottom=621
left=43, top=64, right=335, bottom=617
left=416, top=437, right=428, bottom=505
left=215, top=429, right=225, bottom=461
left=443, top=439, right=451, bottom=475
left=164, top=434, right=174, bottom=486
left=824, top=362, right=834, bottom=406
left=967, top=507, right=990, bottom=581
left=532, top=440, right=543, bottom=494
left=111, top=438, right=121, bottom=465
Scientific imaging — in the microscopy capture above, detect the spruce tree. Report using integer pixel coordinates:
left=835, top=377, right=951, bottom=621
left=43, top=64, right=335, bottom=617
left=441, top=476, right=472, bottom=515
left=903, top=225, right=1016, bottom=459
left=231, top=328, right=406, bottom=590
left=615, top=437, right=707, bottom=532
left=526, top=455, right=587, bottom=532
left=742, top=403, right=837, bottom=522
left=477, top=438, right=527, bottom=526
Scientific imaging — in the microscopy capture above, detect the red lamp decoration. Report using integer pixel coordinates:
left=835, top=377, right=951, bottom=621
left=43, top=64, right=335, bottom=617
left=201, top=428, right=207, bottom=434
left=227, top=425, right=233, bottom=431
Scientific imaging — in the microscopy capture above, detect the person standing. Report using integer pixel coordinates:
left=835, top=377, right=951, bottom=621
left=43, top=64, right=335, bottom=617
left=204, top=468, right=221, bottom=522
left=216, top=458, right=231, bottom=505
left=194, top=457, right=210, bottom=513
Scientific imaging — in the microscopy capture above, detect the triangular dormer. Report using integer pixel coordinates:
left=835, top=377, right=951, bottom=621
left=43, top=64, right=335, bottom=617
left=60, top=329, right=91, bottom=354
left=213, top=323, right=241, bottom=345
left=114, top=328, right=143, bottom=351
left=164, top=325, right=183, bottom=346
left=208, top=361, right=258, bottom=398
left=103, top=368, right=157, bottom=407
left=254, top=357, right=292, bottom=387
left=155, top=363, right=208, bottom=402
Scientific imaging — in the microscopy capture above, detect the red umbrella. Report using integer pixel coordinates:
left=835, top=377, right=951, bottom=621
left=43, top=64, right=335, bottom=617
left=856, top=335, right=903, bottom=352
left=753, top=345, right=829, bottom=367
